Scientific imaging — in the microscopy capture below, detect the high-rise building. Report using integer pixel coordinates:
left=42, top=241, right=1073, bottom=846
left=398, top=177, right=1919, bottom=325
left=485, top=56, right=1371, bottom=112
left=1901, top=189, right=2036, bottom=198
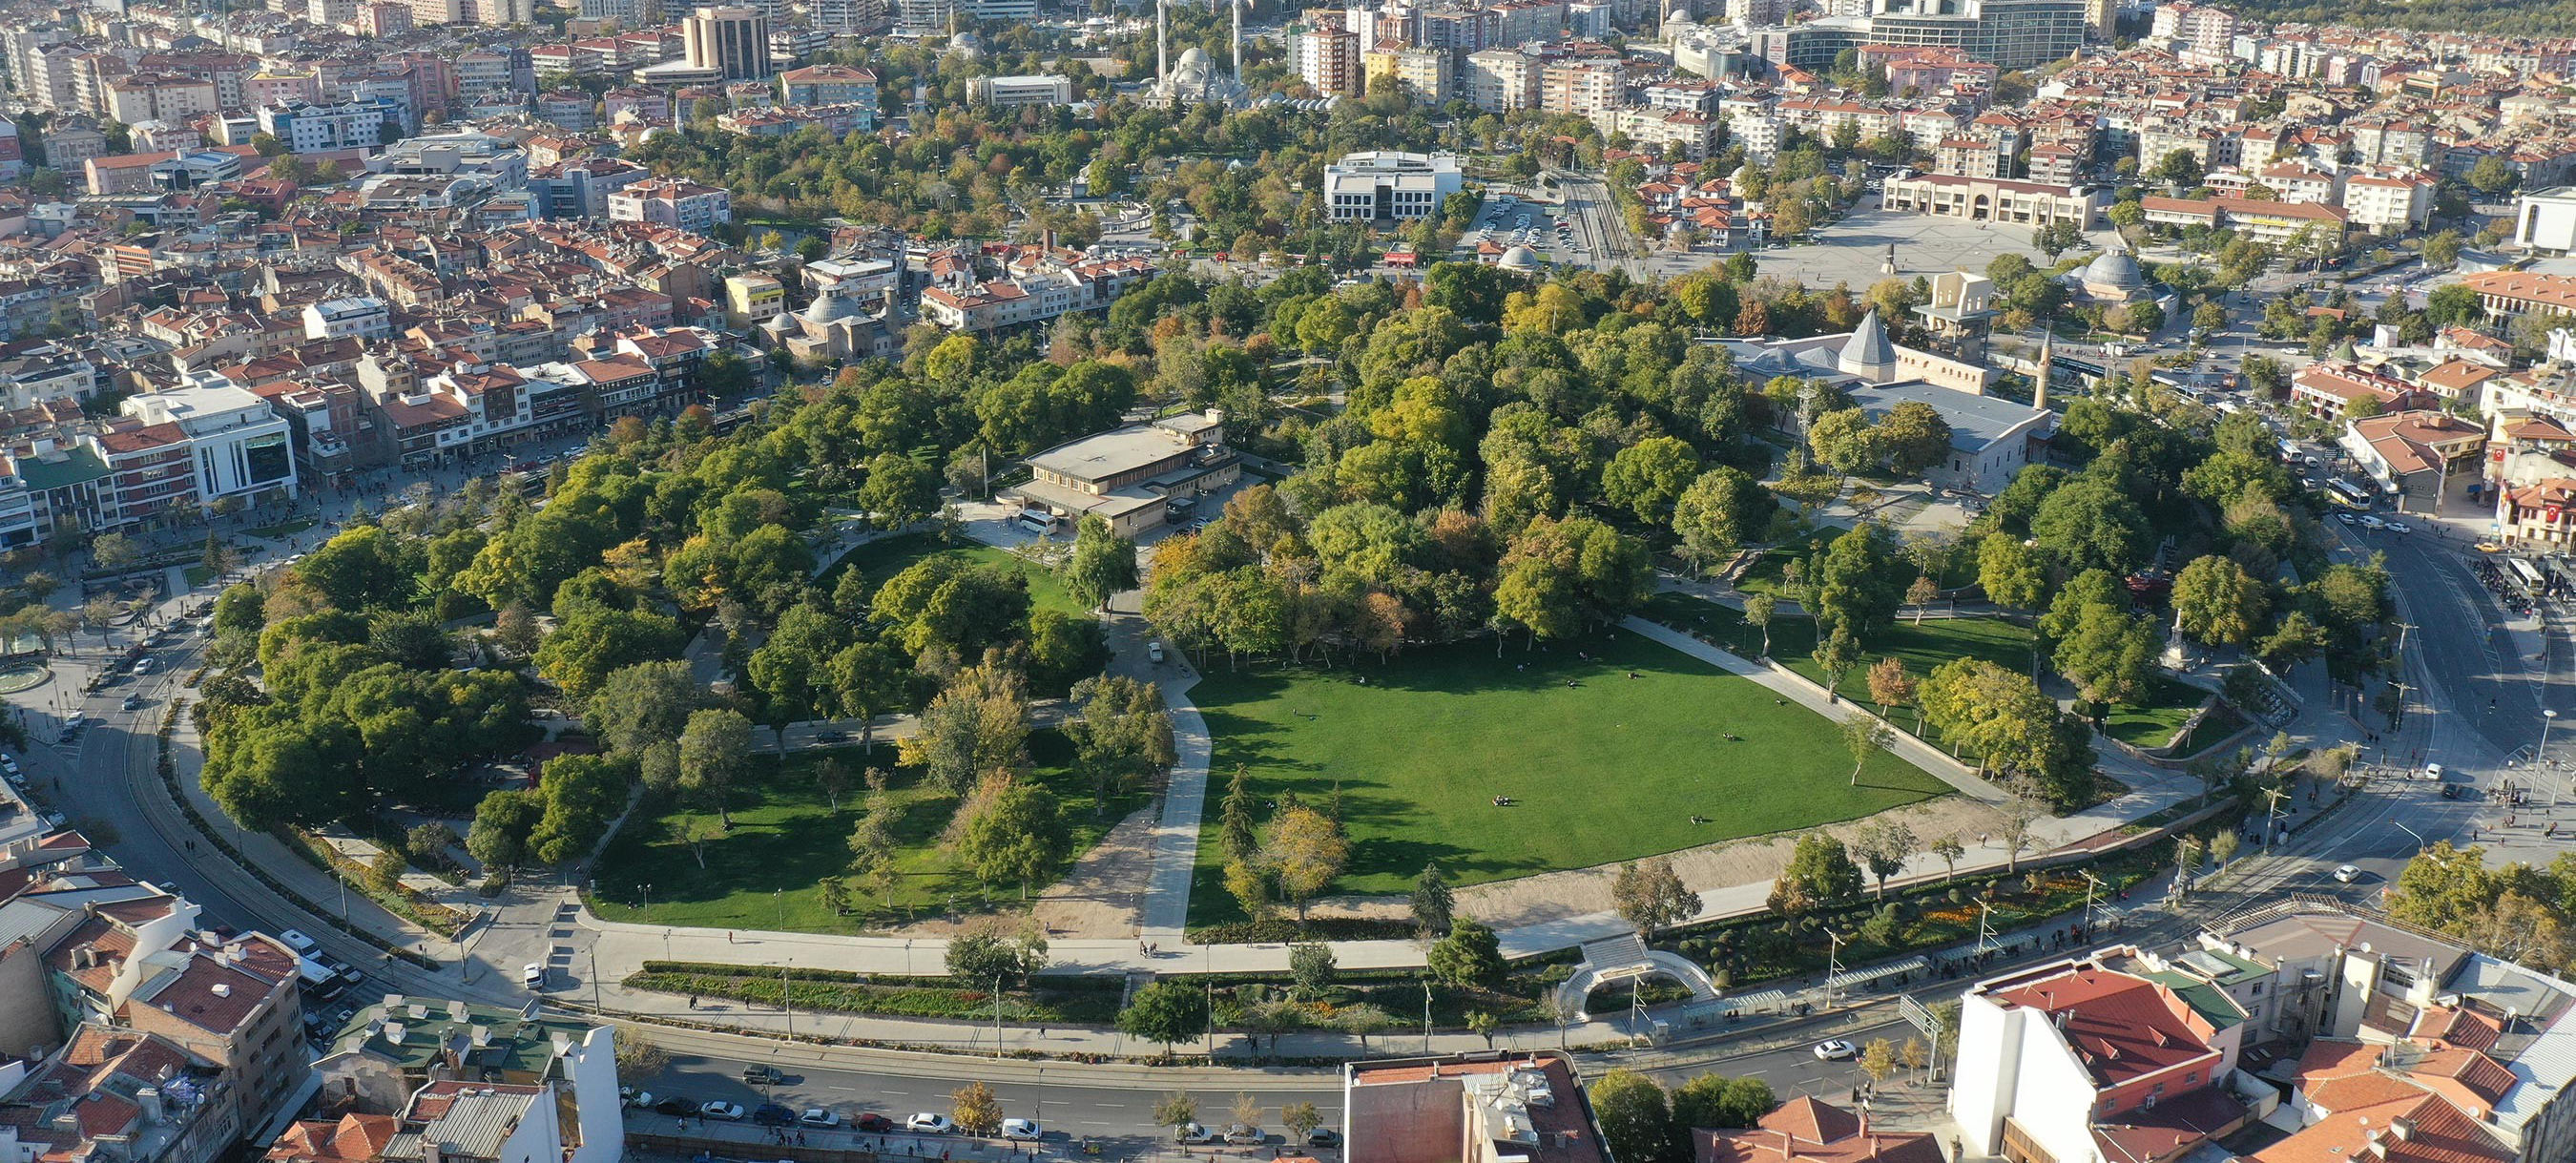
left=1296, top=19, right=1361, bottom=95
left=1862, top=0, right=2088, bottom=70
left=681, top=5, right=770, bottom=79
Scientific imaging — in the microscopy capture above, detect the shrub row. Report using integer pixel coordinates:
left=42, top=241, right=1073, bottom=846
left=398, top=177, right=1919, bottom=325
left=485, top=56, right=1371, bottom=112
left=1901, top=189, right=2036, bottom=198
left=626, top=970, right=1126, bottom=1026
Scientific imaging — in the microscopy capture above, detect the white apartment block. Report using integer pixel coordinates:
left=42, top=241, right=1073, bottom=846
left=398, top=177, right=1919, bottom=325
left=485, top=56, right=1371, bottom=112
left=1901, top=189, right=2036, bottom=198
left=257, top=98, right=393, bottom=153
left=2341, top=169, right=2437, bottom=234
left=1465, top=49, right=1540, bottom=113
left=607, top=177, right=732, bottom=233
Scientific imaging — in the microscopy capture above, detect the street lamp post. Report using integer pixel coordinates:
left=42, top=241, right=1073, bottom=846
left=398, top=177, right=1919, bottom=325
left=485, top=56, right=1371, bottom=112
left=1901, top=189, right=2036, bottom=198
left=2545, top=711, right=2561, bottom=806
left=2395, top=820, right=2427, bottom=854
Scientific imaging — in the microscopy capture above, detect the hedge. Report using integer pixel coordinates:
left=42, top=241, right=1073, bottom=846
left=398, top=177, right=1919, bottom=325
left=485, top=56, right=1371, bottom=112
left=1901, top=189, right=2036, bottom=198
left=627, top=970, right=1127, bottom=1025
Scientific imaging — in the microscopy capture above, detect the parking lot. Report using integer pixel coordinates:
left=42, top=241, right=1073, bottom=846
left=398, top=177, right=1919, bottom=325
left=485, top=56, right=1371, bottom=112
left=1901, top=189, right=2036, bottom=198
left=1463, top=194, right=1588, bottom=264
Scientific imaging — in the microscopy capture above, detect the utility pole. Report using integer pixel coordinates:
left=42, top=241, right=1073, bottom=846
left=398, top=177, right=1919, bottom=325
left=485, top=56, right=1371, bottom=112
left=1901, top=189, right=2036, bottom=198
left=1423, top=979, right=1434, bottom=1055
left=2079, top=869, right=2104, bottom=937
left=2264, top=786, right=2291, bottom=851
left=782, top=962, right=793, bottom=1039
left=1824, top=928, right=1845, bottom=1011
left=994, top=971, right=1004, bottom=1059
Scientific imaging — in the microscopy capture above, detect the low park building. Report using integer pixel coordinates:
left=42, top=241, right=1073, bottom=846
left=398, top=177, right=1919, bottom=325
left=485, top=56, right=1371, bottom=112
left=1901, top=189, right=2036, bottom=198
left=1005, top=408, right=1240, bottom=537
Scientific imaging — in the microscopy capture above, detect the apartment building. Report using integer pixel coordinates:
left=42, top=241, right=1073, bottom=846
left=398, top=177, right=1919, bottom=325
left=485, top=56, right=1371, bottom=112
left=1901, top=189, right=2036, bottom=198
left=1298, top=20, right=1362, bottom=96
left=607, top=177, right=732, bottom=233
left=256, top=98, right=397, bottom=154
left=778, top=63, right=877, bottom=109
left=1466, top=48, right=1542, bottom=112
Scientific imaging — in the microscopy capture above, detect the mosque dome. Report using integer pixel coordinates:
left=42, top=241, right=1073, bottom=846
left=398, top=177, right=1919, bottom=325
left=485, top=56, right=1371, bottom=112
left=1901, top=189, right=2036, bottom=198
left=1499, top=245, right=1542, bottom=272
left=2081, top=250, right=2146, bottom=290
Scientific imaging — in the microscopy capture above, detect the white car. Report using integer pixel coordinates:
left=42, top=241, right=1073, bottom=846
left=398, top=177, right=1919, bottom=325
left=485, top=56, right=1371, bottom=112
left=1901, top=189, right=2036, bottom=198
left=522, top=964, right=546, bottom=987
left=904, top=1113, right=954, bottom=1134
left=799, top=1109, right=840, bottom=1128
left=1813, top=1039, right=1858, bottom=1061
left=1175, top=1122, right=1217, bottom=1144
left=2335, top=864, right=2361, bottom=883
left=2358, top=514, right=2387, bottom=530
left=2424, top=762, right=2444, bottom=780
left=620, top=1089, right=653, bottom=1109
left=1148, top=640, right=1166, bottom=664
left=699, top=1102, right=745, bottom=1121
left=1001, top=1119, right=1042, bottom=1141
left=2383, top=521, right=2412, bottom=535
left=1226, top=1125, right=1267, bottom=1145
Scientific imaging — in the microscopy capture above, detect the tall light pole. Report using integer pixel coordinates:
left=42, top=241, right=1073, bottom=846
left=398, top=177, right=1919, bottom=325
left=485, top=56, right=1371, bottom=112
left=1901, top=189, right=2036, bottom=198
left=2394, top=819, right=2427, bottom=855
left=2544, top=710, right=2561, bottom=806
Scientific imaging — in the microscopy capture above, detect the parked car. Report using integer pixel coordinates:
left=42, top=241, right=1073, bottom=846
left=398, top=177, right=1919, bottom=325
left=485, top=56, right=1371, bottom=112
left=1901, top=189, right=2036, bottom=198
left=1225, top=1125, right=1266, bottom=1145
left=853, top=1113, right=895, bottom=1132
left=1001, top=1119, right=1042, bottom=1141
left=814, top=730, right=848, bottom=744
left=741, top=1064, right=784, bottom=1085
left=1176, top=1123, right=1217, bottom=1144
left=621, top=1090, right=654, bottom=1110
left=699, top=1102, right=745, bottom=1122
left=653, top=1097, right=697, bottom=1117
left=1307, top=1129, right=1343, bottom=1149
left=799, top=1109, right=841, bottom=1129
left=752, top=1104, right=798, bottom=1126
left=522, top=964, right=546, bottom=987
left=904, top=1113, right=954, bottom=1133
left=1813, top=1039, right=1858, bottom=1061
left=1148, top=641, right=1166, bottom=664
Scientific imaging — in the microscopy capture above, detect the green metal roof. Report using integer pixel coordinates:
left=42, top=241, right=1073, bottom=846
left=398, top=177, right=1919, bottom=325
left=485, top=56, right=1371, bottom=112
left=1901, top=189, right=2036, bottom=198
left=2140, top=968, right=2249, bottom=1029
left=330, top=999, right=595, bottom=1080
left=14, top=448, right=111, bottom=492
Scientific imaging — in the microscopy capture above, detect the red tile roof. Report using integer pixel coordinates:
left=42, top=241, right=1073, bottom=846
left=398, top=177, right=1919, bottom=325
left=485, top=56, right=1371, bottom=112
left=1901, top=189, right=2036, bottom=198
left=1990, top=966, right=2220, bottom=1087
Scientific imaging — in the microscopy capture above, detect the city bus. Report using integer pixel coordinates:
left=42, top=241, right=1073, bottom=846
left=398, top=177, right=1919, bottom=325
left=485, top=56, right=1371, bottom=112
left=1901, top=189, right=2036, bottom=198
left=2325, top=479, right=2374, bottom=508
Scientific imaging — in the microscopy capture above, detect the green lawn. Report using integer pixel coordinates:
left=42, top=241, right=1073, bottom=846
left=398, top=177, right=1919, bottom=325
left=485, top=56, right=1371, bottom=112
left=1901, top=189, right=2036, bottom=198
left=590, top=731, right=1142, bottom=933
left=2104, top=677, right=2219, bottom=749
left=183, top=565, right=218, bottom=589
left=818, top=531, right=1085, bottom=620
left=1186, top=633, right=1951, bottom=924
left=1644, top=592, right=2211, bottom=763
left=1732, top=528, right=1978, bottom=599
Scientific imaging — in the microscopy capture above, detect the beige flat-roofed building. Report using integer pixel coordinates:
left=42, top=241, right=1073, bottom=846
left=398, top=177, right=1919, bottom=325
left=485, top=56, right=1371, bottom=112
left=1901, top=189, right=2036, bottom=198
left=1007, top=409, right=1237, bottom=536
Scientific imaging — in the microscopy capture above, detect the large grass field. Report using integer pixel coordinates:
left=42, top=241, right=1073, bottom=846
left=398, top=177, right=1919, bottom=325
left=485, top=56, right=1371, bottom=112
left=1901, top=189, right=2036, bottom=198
left=819, top=531, right=1085, bottom=619
left=1641, top=592, right=2210, bottom=756
left=1185, top=631, right=1952, bottom=924
left=591, top=731, right=1142, bottom=933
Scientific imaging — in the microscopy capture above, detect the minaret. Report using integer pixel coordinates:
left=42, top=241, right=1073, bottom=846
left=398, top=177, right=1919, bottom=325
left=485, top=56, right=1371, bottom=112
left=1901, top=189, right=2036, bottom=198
left=1231, top=0, right=1242, bottom=93
left=2033, top=329, right=2053, bottom=412
left=1156, top=0, right=1170, bottom=91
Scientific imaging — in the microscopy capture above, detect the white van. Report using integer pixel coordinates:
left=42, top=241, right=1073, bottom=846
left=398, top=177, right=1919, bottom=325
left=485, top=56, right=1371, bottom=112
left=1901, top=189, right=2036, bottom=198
left=1016, top=510, right=1061, bottom=536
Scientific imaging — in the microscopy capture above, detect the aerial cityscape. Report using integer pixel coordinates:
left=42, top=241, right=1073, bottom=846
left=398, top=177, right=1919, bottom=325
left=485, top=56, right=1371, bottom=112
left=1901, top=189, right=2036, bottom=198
left=0, top=0, right=2574, bottom=1154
